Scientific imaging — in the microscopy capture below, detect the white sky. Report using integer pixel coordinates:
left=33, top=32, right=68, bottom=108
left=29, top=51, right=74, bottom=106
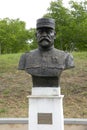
left=0, top=0, right=84, bottom=29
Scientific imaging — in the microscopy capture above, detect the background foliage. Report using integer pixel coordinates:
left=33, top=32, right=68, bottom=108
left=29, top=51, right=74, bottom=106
left=0, top=0, right=87, bottom=54
left=44, top=0, right=87, bottom=51
left=0, top=18, right=30, bottom=54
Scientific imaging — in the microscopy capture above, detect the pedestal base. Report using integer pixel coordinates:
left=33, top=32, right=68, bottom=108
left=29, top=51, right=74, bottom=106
left=28, top=95, right=64, bottom=130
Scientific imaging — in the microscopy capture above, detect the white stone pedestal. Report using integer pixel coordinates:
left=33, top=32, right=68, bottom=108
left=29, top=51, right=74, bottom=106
left=28, top=88, right=64, bottom=130
left=32, top=87, right=61, bottom=96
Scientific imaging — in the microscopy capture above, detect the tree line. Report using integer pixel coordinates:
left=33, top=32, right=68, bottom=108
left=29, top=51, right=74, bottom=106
left=0, top=0, right=87, bottom=54
left=44, top=0, right=87, bottom=51
left=0, top=18, right=30, bottom=54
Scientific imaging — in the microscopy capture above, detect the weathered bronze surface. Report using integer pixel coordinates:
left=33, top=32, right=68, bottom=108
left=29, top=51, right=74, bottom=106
left=32, top=76, right=58, bottom=87
left=18, top=18, right=74, bottom=87
left=38, top=113, right=52, bottom=124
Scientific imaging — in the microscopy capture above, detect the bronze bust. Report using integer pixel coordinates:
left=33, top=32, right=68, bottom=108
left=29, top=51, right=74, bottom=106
left=18, top=18, right=74, bottom=87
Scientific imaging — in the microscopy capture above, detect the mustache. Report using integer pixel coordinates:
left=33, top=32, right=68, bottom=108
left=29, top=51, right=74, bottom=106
left=38, top=36, right=51, bottom=42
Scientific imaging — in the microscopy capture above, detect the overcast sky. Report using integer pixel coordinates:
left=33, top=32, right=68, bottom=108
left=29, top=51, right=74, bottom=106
left=0, top=0, right=83, bottom=29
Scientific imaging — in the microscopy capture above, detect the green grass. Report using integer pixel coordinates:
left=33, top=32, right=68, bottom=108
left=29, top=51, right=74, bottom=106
left=0, top=51, right=87, bottom=73
left=73, top=51, right=87, bottom=59
left=0, top=51, right=87, bottom=118
left=0, top=109, right=7, bottom=114
left=0, top=53, right=22, bottom=73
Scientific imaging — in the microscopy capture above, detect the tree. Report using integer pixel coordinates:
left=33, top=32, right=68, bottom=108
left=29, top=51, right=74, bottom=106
left=43, top=0, right=87, bottom=51
left=69, top=0, right=87, bottom=51
left=28, top=28, right=38, bottom=50
left=0, top=18, right=30, bottom=54
left=44, top=0, right=74, bottom=50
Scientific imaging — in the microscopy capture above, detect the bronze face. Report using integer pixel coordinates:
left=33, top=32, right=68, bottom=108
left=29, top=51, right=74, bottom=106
left=36, top=27, right=56, bottom=49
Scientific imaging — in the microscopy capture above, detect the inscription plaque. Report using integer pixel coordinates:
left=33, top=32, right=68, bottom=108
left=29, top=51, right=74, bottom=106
left=38, top=113, right=52, bottom=124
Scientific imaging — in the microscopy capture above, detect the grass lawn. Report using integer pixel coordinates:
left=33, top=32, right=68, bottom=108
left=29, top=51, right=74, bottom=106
left=0, top=52, right=87, bottom=118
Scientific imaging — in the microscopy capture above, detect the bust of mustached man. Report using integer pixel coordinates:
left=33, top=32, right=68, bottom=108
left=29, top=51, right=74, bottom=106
left=18, top=18, right=74, bottom=87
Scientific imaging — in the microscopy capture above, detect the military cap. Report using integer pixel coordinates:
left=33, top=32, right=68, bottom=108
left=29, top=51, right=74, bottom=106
left=36, top=18, right=55, bottom=29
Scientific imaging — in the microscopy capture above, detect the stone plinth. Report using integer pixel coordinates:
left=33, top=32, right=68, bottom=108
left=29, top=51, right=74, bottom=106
left=28, top=94, right=64, bottom=130
left=32, top=87, right=61, bottom=96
